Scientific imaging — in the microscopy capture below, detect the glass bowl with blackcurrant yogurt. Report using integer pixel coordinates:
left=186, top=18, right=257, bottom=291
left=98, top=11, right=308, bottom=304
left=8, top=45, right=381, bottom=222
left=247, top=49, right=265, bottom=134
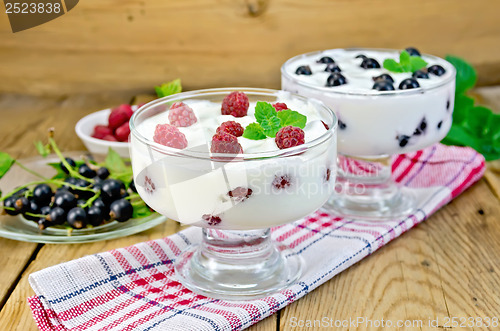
left=281, top=47, right=456, bottom=219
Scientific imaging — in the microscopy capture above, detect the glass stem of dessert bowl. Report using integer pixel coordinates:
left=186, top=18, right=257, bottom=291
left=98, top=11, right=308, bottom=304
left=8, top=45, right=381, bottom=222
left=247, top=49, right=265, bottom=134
left=174, top=228, right=302, bottom=300
left=326, top=154, right=415, bottom=220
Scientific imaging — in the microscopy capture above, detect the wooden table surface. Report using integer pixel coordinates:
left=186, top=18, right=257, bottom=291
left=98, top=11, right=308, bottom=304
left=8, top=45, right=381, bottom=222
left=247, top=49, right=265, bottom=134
left=0, top=88, right=499, bottom=331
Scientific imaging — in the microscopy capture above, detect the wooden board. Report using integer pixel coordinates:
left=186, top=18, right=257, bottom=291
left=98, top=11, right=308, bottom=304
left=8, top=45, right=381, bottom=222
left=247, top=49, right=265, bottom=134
left=1, top=0, right=500, bottom=97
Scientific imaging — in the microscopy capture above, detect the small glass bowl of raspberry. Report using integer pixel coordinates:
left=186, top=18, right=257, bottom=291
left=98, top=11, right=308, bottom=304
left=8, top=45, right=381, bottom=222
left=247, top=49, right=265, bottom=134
left=129, top=88, right=337, bottom=300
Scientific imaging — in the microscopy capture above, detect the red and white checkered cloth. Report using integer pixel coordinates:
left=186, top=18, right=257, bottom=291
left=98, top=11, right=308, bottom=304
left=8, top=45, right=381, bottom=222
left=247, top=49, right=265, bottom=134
left=28, top=144, right=485, bottom=331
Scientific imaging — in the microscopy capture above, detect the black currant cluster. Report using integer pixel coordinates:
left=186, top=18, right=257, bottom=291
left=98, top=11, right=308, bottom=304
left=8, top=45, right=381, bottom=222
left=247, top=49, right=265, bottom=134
left=2, top=157, right=137, bottom=231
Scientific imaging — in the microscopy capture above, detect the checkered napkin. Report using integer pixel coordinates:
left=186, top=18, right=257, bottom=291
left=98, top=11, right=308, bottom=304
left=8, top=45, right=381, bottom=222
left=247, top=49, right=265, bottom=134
left=28, top=144, right=485, bottom=331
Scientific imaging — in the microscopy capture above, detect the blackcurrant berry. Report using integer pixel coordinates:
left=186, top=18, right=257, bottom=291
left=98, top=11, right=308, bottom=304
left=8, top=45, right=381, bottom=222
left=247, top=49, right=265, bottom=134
left=87, top=205, right=105, bottom=226
left=412, top=70, right=429, bottom=79
left=437, top=121, right=443, bottom=129
left=78, top=164, right=96, bottom=179
left=428, top=65, right=446, bottom=76
left=295, top=65, right=312, bottom=75
left=92, top=197, right=109, bottom=215
left=338, top=120, right=347, bottom=130
left=317, top=56, right=334, bottom=64
left=398, top=135, right=410, bottom=147
left=47, top=206, right=66, bottom=225
left=3, top=196, right=20, bottom=216
left=372, top=80, right=395, bottom=91
left=60, top=157, right=76, bottom=174
left=100, top=179, right=126, bottom=203
left=38, top=218, right=52, bottom=230
left=405, top=47, right=421, bottom=57
left=373, top=74, right=394, bottom=83
left=109, top=199, right=133, bottom=222
left=355, top=54, right=367, bottom=60
left=23, top=198, right=41, bottom=221
left=40, top=206, right=51, bottom=215
left=326, top=73, right=347, bottom=87
left=96, top=167, right=110, bottom=180
left=324, top=64, right=341, bottom=73
left=399, top=78, right=420, bottom=90
left=15, top=197, right=30, bottom=214
left=360, top=58, right=380, bottom=69
left=53, top=190, right=77, bottom=211
left=33, top=184, right=53, bottom=206
left=67, top=207, right=88, bottom=229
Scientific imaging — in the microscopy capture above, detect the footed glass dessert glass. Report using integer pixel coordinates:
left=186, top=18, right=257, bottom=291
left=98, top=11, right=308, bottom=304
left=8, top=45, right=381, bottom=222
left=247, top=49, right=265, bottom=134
left=282, top=48, right=456, bottom=219
left=129, top=88, right=337, bottom=299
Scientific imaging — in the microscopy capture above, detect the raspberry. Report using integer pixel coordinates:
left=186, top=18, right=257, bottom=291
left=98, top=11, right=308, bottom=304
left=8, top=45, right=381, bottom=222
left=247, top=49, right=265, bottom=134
left=168, top=102, right=197, bottom=127
left=114, top=122, right=130, bottom=142
left=202, top=214, right=221, bottom=226
left=216, top=121, right=244, bottom=137
left=210, top=132, right=243, bottom=154
left=272, top=102, right=288, bottom=112
left=116, top=104, right=134, bottom=118
left=92, top=125, right=113, bottom=139
left=153, top=124, right=188, bottom=149
left=275, top=126, right=305, bottom=149
left=221, top=91, right=249, bottom=117
left=272, top=174, right=292, bottom=190
left=102, top=134, right=118, bottom=142
left=108, top=106, right=131, bottom=130
left=228, top=187, right=253, bottom=202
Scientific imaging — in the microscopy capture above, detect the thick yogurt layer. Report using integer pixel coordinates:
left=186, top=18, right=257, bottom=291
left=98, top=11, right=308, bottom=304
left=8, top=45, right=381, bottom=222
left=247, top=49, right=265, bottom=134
left=281, top=48, right=456, bottom=156
left=130, top=92, right=337, bottom=230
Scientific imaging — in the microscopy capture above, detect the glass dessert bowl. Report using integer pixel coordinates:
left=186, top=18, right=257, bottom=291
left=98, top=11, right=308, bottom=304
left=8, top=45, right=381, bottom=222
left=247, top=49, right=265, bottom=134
left=282, top=48, right=456, bottom=219
left=129, top=88, right=337, bottom=299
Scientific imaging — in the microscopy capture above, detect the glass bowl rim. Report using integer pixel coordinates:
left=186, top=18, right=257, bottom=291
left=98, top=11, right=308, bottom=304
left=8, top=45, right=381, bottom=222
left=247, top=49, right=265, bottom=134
left=280, top=47, right=456, bottom=96
left=130, top=87, right=337, bottom=161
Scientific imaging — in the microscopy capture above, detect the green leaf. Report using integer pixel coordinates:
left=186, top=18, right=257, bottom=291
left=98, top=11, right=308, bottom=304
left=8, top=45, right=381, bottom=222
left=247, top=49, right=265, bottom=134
left=452, top=94, right=474, bottom=125
left=410, top=57, right=428, bottom=72
left=105, top=148, right=128, bottom=174
left=254, top=102, right=282, bottom=137
left=441, top=125, right=479, bottom=149
left=0, top=152, right=15, bottom=179
left=242, top=123, right=267, bottom=140
left=383, top=59, right=404, bottom=73
left=155, top=78, right=182, bottom=98
left=34, top=141, right=50, bottom=157
left=464, top=106, right=492, bottom=137
left=399, top=50, right=412, bottom=72
left=445, top=55, right=477, bottom=95
left=132, top=202, right=154, bottom=218
left=276, top=109, right=307, bottom=129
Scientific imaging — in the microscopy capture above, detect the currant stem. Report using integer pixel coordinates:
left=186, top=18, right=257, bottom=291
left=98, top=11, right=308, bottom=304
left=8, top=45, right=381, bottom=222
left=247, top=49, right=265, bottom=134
left=15, top=160, right=49, bottom=180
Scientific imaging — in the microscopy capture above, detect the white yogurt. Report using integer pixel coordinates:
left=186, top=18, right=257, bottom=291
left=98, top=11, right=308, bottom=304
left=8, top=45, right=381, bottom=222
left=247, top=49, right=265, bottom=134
left=281, top=49, right=456, bottom=156
left=130, top=91, right=337, bottom=230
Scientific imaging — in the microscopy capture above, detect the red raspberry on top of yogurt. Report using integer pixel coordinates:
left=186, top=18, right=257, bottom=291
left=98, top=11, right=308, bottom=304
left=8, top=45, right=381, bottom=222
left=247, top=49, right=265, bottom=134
left=168, top=102, right=197, bottom=127
left=153, top=123, right=188, bottom=149
left=221, top=91, right=249, bottom=117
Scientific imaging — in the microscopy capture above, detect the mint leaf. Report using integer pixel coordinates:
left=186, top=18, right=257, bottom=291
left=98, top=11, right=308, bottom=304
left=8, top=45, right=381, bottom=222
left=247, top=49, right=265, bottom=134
left=105, top=148, right=128, bottom=174
left=383, top=59, right=404, bottom=73
left=399, top=50, right=412, bottom=72
left=410, top=57, right=428, bottom=72
left=452, top=94, right=474, bottom=125
left=242, top=123, right=266, bottom=140
left=445, top=55, right=477, bottom=95
left=34, top=141, right=50, bottom=157
left=254, top=102, right=282, bottom=137
left=277, top=109, right=307, bottom=129
left=441, top=55, right=500, bottom=160
left=0, top=152, right=15, bottom=179
left=155, top=78, right=182, bottom=98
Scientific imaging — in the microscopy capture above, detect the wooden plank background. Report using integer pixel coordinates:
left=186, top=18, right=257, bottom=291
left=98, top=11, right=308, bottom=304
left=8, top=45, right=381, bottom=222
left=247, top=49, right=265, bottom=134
left=1, top=0, right=500, bottom=97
